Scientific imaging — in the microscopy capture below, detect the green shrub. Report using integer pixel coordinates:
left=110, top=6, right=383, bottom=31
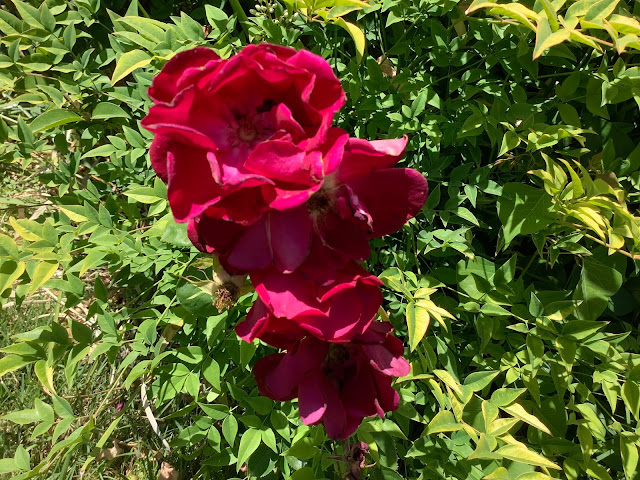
left=0, top=0, right=639, bottom=479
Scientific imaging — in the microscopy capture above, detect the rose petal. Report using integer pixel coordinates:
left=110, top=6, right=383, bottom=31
left=361, top=344, right=411, bottom=377
left=235, top=300, right=270, bottom=343
left=245, top=141, right=317, bottom=186
left=268, top=207, right=312, bottom=273
left=346, top=168, right=428, bottom=238
left=148, top=47, right=220, bottom=104
left=337, top=137, right=408, bottom=182
left=320, top=375, right=347, bottom=439
left=166, top=144, right=223, bottom=222
left=227, top=217, right=273, bottom=271
left=299, top=374, right=327, bottom=425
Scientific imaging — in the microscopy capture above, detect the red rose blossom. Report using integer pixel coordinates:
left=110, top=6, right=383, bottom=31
left=252, top=322, right=410, bottom=440
left=142, top=44, right=346, bottom=225
left=188, top=135, right=428, bottom=274
left=235, top=260, right=382, bottom=346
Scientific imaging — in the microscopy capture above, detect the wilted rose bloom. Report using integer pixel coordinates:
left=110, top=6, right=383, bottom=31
left=252, top=322, right=410, bottom=440
left=235, top=260, right=382, bottom=346
left=188, top=135, right=428, bottom=274
left=142, top=44, right=346, bottom=225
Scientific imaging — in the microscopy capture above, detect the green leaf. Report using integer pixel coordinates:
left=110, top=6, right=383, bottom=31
left=0, top=354, right=35, bottom=378
left=125, top=186, right=164, bottom=204
left=573, top=250, right=625, bottom=321
left=111, top=49, right=152, bottom=85
left=585, top=459, right=614, bottom=480
left=515, top=473, right=556, bottom=480
left=464, top=371, right=499, bottom=392
left=501, top=403, right=551, bottom=434
left=34, top=398, right=54, bottom=424
left=81, top=144, right=117, bottom=159
left=289, top=467, right=317, bottom=480
left=0, top=409, right=38, bottom=424
left=499, top=130, right=521, bottom=156
left=261, top=428, right=277, bottom=453
left=621, top=435, right=639, bottom=480
left=92, top=102, right=130, bottom=120
left=285, top=437, right=319, bottom=460
left=29, top=109, right=81, bottom=133
left=222, top=414, right=238, bottom=447
left=79, top=250, right=106, bottom=276
left=180, top=12, right=204, bottom=40
left=39, top=3, right=56, bottom=32
left=13, top=445, right=29, bottom=471
left=0, top=260, right=25, bottom=295
left=0, top=458, right=18, bottom=475
left=497, top=183, right=556, bottom=246
left=205, top=5, right=228, bottom=31
left=201, top=357, right=220, bottom=391
left=69, top=320, right=93, bottom=344
left=13, top=0, right=44, bottom=29
left=490, top=388, right=526, bottom=407
left=236, top=428, right=262, bottom=471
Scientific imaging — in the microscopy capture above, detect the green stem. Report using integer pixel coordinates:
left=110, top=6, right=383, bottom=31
left=229, top=0, right=250, bottom=36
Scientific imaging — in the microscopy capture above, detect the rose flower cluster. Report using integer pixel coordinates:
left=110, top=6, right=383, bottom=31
left=143, top=44, right=427, bottom=440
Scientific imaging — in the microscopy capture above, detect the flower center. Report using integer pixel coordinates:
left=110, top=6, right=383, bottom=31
left=213, top=281, right=240, bottom=311
left=322, top=344, right=355, bottom=390
left=308, top=188, right=334, bottom=218
left=237, top=121, right=257, bottom=143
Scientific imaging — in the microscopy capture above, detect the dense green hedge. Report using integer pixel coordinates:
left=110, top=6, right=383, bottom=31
left=1, top=0, right=639, bottom=479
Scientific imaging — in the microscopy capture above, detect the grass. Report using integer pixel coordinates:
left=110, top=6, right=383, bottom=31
left=0, top=302, right=166, bottom=480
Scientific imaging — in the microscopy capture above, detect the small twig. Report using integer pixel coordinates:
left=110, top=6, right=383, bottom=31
left=562, top=222, right=640, bottom=260
left=140, top=381, right=171, bottom=452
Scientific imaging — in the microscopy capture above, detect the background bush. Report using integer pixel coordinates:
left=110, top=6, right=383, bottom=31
left=1, top=0, right=639, bottom=479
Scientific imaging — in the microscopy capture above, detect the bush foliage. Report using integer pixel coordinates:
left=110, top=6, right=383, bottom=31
left=1, top=0, right=640, bottom=479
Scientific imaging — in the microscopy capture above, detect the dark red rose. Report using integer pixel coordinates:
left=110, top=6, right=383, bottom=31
left=252, top=322, right=410, bottom=440
left=188, top=135, right=427, bottom=275
left=235, top=260, right=382, bottom=346
left=142, top=44, right=346, bottom=225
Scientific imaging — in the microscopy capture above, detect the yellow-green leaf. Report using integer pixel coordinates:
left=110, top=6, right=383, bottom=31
left=28, top=261, right=59, bottom=296
left=333, top=18, right=365, bottom=62
left=406, top=302, right=430, bottom=351
left=609, top=14, right=640, bottom=35
left=620, top=435, right=639, bottom=480
left=495, top=444, right=560, bottom=469
left=0, top=260, right=26, bottom=295
left=34, top=359, right=56, bottom=395
left=585, top=459, right=613, bottom=480
left=501, top=403, right=551, bottom=434
left=427, top=410, right=462, bottom=434
left=515, top=472, right=557, bottom=480
left=534, top=17, right=570, bottom=58
left=539, top=0, right=559, bottom=31
left=111, top=49, right=152, bottom=85
left=9, top=217, right=42, bottom=241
